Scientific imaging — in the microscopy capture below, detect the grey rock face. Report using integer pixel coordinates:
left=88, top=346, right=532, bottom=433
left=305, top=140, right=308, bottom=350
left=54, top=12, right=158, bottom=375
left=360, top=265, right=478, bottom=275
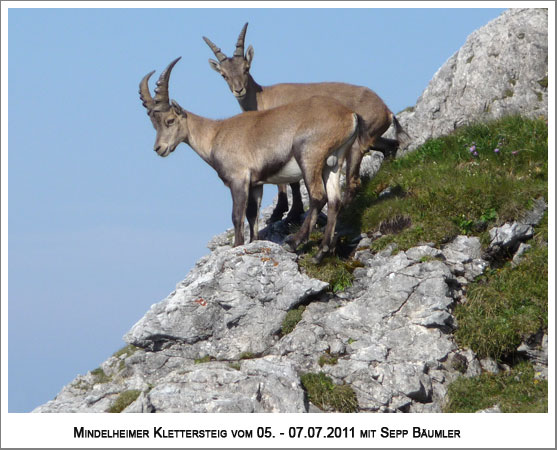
left=358, top=151, right=384, bottom=179
left=391, top=8, right=548, bottom=154
left=35, top=206, right=547, bottom=413
left=33, top=9, right=547, bottom=414
left=517, top=332, right=548, bottom=380
left=476, top=405, right=502, bottom=413
left=270, top=240, right=492, bottom=413
left=489, top=222, right=534, bottom=250
left=124, top=241, right=328, bottom=359
left=144, top=356, right=306, bottom=413
left=485, top=197, right=546, bottom=260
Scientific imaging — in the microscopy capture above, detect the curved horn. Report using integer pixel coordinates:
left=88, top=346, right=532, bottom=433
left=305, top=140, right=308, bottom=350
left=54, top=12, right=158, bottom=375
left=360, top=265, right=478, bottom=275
left=153, top=57, right=181, bottom=112
left=234, top=22, right=248, bottom=57
left=202, top=36, right=227, bottom=63
left=139, top=70, right=156, bottom=111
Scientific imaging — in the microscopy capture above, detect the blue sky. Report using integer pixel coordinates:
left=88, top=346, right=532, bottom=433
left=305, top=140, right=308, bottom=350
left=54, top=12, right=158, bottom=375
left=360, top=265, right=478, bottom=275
left=4, top=5, right=509, bottom=413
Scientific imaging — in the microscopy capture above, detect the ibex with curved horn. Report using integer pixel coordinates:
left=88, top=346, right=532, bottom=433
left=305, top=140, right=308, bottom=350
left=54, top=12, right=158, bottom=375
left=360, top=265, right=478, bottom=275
left=203, top=23, right=407, bottom=223
left=139, top=57, right=360, bottom=263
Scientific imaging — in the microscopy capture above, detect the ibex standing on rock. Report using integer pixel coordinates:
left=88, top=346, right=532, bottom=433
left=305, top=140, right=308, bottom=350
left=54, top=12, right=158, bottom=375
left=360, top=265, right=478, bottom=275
left=203, top=23, right=407, bottom=223
left=139, top=57, right=360, bottom=263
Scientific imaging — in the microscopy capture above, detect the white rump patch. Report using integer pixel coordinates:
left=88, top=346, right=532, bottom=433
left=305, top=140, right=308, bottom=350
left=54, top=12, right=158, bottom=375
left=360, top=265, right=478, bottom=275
left=265, top=157, right=303, bottom=185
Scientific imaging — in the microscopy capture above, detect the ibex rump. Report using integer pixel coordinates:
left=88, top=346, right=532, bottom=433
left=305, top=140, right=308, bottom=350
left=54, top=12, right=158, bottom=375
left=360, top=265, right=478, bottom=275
left=204, top=23, right=406, bottom=222
left=139, top=57, right=359, bottom=263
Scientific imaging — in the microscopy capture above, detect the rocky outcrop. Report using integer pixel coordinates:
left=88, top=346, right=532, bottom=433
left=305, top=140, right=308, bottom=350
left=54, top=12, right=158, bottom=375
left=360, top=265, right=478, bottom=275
left=391, top=8, right=548, bottom=154
left=33, top=199, right=545, bottom=413
left=124, top=242, right=327, bottom=359
left=32, top=9, right=548, bottom=414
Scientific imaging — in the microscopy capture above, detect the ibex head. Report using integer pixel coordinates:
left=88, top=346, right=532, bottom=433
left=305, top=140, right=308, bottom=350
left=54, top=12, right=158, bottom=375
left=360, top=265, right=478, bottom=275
left=139, top=57, right=188, bottom=157
left=203, top=23, right=254, bottom=99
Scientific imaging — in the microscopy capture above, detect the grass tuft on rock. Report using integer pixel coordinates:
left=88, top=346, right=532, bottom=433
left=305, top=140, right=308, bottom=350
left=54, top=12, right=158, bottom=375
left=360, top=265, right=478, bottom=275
left=300, top=372, right=358, bottom=413
left=318, top=353, right=339, bottom=367
left=90, top=367, right=111, bottom=384
left=454, top=214, right=548, bottom=361
left=444, top=361, right=547, bottom=413
left=107, top=390, right=142, bottom=413
left=281, top=305, right=306, bottom=335
left=194, top=355, right=215, bottom=364
left=112, top=345, right=139, bottom=359
left=298, top=248, right=362, bottom=293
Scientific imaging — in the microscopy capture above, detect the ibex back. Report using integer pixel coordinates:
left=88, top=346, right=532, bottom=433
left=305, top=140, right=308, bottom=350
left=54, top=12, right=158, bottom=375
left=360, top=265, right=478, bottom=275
left=139, top=57, right=359, bottom=263
left=203, top=23, right=407, bottom=223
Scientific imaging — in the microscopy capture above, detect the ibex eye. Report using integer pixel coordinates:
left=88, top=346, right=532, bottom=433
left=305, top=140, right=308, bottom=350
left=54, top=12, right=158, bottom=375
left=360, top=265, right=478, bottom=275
left=166, top=118, right=175, bottom=126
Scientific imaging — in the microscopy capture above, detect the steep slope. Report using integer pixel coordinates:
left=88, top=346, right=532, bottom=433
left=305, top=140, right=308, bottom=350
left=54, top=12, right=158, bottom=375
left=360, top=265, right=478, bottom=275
left=33, top=8, right=548, bottom=413
left=390, top=8, right=548, bottom=154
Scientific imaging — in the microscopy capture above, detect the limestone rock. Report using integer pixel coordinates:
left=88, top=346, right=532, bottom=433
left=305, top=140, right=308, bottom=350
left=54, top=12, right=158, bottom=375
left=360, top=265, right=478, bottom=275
left=517, top=332, right=548, bottom=380
left=32, top=9, right=547, bottom=414
left=124, top=241, right=328, bottom=359
left=390, top=8, right=548, bottom=155
left=144, top=357, right=306, bottom=413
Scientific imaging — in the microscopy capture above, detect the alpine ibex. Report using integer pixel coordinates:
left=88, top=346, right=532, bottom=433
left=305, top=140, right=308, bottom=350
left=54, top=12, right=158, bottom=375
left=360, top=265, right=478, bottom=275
left=203, top=23, right=407, bottom=223
left=139, top=57, right=360, bottom=263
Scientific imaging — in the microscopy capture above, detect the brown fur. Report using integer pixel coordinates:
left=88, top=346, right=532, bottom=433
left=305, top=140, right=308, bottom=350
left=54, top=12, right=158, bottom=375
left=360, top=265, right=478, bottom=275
left=204, top=23, right=407, bottom=217
left=139, top=58, right=360, bottom=262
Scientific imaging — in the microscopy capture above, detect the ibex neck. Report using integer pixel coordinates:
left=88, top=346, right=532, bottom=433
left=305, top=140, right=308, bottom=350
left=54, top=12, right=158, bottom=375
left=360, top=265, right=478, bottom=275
left=237, top=74, right=263, bottom=112
left=184, top=112, right=219, bottom=166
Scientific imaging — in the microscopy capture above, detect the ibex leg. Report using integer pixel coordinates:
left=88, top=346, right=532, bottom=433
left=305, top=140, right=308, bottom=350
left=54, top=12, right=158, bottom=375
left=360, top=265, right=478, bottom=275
left=230, top=177, right=250, bottom=246
left=246, top=184, right=263, bottom=242
left=267, top=184, right=289, bottom=223
left=283, top=164, right=326, bottom=252
left=284, top=182, right=305, bottom=224
left=313, top=165, right=342, bottom=264
left=342, top=141, right=364, bottom=206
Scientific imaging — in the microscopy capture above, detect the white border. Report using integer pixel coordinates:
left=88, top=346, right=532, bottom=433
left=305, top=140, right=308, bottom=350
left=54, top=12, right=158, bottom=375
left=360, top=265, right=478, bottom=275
left=2, top=2, right=554, bottom=449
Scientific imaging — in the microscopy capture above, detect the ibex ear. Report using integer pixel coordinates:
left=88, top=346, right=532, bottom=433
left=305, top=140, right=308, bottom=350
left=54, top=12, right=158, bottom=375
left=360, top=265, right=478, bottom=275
left=171, top=100, right=187, bottom=117
left=208, top=59, right=222, bottom=73
left=245, top=45, right=254, bottom=67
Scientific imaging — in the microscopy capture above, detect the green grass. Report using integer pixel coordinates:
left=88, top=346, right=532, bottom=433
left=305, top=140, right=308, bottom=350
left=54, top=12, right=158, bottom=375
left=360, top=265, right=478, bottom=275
left=300, top=372, right=358, bottom=413
left=340, top=116, right=547, bottom=252
left=297, top=116, right=548, bottom=413
left=112, top=344, right=139, bottom=359
left=298, top=248, right=363, bottom=293
left=90, top=367, right=111, bottom=384
left=300, top=116, right=547, bottom=307
left=194, top=355, right=215, bottom=364
left=229, top=362, right=241, bottom=371
left=281, top=305, right=306, bottom=335
left=107, top=390, right=142, bottom=413
left=318, top=353, right=339, bottom=367
left=454, top=214, right=548, bottom=361
left=444, top=361, right=547, bottom=413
